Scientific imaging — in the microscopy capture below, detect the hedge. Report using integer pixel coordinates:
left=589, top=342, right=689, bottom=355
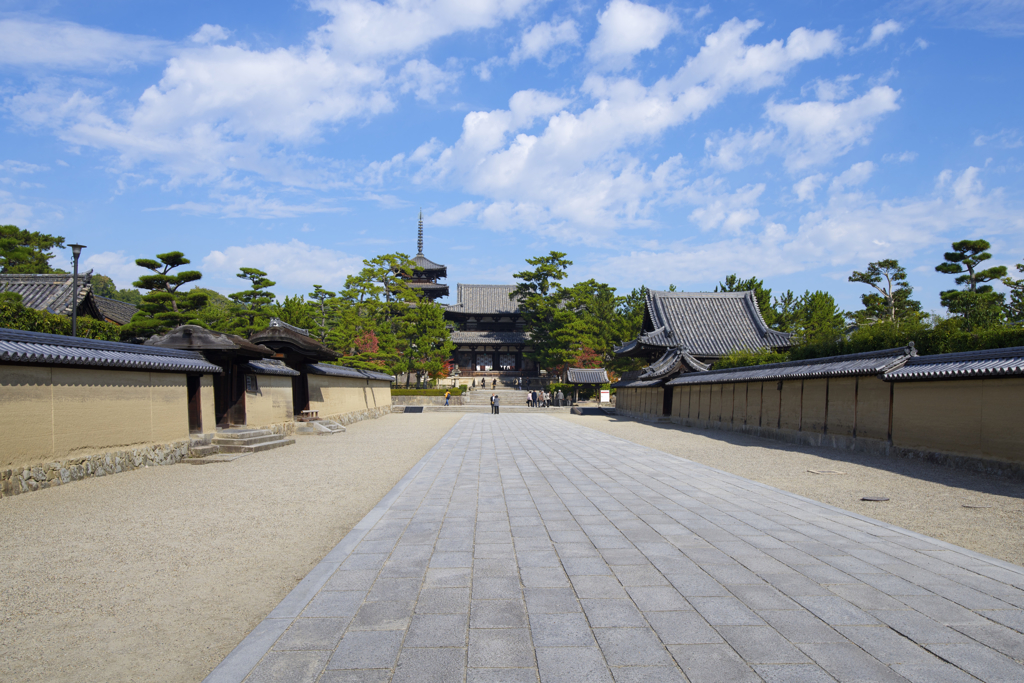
left=0, top=300, right=122, bottom=341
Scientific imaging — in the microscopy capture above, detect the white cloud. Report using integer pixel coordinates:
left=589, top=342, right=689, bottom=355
left=830, top=161, right=875, bottom=191
left=974, top=129, right=1023, bottom=148
left=0, top=160, right=49, bottom=174
left=587, top=0, right=678, bottom=70
left=190, top=24, right=231, bottom=45
left=883, top=151, right=917, bottom=162
left=156, top=193, right=346, bottom=219
left=688, top=183, right=765, bottom=234
left=395, top=59, right=459, bottom=101
left=694, top=5, right=712, bottom=20
left=767, top=86, right=900, bottom=171
left=0, top=190, right=35, bottom=227
left=0, top=18, right=169, bottom=70
left=309, top=0, right=534, bottom=59
left=415, top=19, right=841, bottom=239
left=80, top=251, right=148, bottom=289
left=474, top=56, right=503, bottom=81
left=704, top=128, right=775, bottom=171
left=595, top=167, right=1021, bottom=286
left=909, top=0, right=1024, bottom=36
left=427, top=201, right=485, bottom=226
left=202, top=239, right=363, bottom=294
left=511, top=19, right=579, bottom=64
left=862, top=20, right=903, bottom=49
left=793, top=173, right=828, bottom=202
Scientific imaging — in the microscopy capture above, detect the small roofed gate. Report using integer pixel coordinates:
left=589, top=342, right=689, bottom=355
left=662, top=386, right=673, bottom=416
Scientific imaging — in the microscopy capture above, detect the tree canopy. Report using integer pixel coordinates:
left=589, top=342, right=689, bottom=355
left=848, top=259, right=922, bottom=326
left=0, top=225, right=66, bottom=274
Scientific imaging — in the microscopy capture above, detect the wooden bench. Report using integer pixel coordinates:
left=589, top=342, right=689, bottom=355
left=298, top=409, right=319, bottom=422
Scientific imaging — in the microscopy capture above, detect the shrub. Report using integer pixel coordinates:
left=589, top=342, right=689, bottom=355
left=713, top=348, right=790, bottom=369
left=0, top=300, right=121, bottom=340
left=391, top=386, right=466, bottom=397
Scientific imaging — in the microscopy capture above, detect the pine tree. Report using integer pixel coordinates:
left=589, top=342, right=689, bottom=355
left=511, top=251, right=577, bottom=376
left=228, top=267, right=277, bottom=336
left=935, top=239, right=1006, bottom=330
left=121, top=252, right=207, bottom=337
left=848, top=259, right=922, bottom=326
left=1003, top=261, right=1024, bottom=325
left=0, top=225, right=66, bottom=274
left=716, top=274, right=775, bottom=326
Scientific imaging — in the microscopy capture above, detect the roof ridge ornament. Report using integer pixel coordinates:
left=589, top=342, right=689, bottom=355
left=417, top=209, right=424, bottom=255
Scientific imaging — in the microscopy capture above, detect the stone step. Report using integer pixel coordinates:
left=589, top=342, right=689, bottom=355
left=189, top=444, right=220, bottom=457
left=214, top=438, right=296, bottom=454
left=295, top=420, right=346, bottom=436
left=214, top=428, right=275, bottom=440
left=211, top=433, right=284, bottom=447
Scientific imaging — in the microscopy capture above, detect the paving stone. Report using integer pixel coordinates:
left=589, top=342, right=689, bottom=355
left=365, top=578, right=421, bottom=602
left=610, top=665, right=688, bottom=682
left=405, top=613, right=468, bottom=647
left=467, top=668, right=539, bottom=683
left=645, top=610, right=723, bottom=645
left=717, top=625, right=811, bottom=664
left=529, top=613, right=597, bottom=647
left=571, top=575, right=628, bottom=599
left=668, top=643, right=761, bottom=683
left=752, top=663, right=838, bottom=682
left=797, top=642, right=913, bottom=683
left=348, top=600, right=414, bottom=631
left=244, top=650, right=330, bottom=682
left=594, top=627, right=674, bottom=666
left=581, top=599, right=648, bottom=628
left=391, top=647, right=466, bottom=683
left=300, top=592, right=364, bottom=618
left=523, top=587, right=581, bottom=614
left=535, top=646, right=613, bottom=683
left=924, top=642, right=1024, bottom=682
left=328, top=631, right=404, bottom=669
left=953, top=620, right=1024, bottom=659
left=468, top=628, right=534, bottom=667
left=316, top=670, right=391, bottom=683
left=471, top=599, right=529, bottom=628
left=424, top=567, right=472, bottom=588
left=273, top=618, right=348, bottom=651
left=688, top=596, right=765, bottom=626
left=627, top=586, right=691, bottom=612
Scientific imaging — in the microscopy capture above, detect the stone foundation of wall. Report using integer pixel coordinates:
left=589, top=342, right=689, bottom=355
left=392, top=395, right=465, bottom=406
left=266, top=405, right=393, bottom=436
left=613, top=409, right=1024, bottom=481
left=0, top=440, right=192, bottom=499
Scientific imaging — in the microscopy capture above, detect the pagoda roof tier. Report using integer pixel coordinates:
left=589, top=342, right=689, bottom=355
left=409, top=281, right=450, bottom=297
left=413, top=253, right=446, bottom=275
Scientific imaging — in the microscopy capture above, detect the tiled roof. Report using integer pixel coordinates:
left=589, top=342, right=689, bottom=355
left=883, top=346, right=1024, bottom=381
left=611, top=369, right=666, bottom=388
left=451, top=330, right=529, bottom=345
left=642, top=347, right=709, bottom=379
left=251, top=323, right=337, bottom=360
left=619, top=290, right=792, bottom=358
left=242, top=359, right=300, bottom=376
left=446, top=284, right=521, bottom=315
left=0, top=327, right=222, bottom=373
left=409, top=282, right=450, bottom=297
left=146, top=325, right=273, bottom=358
left=413, top=254, right=446, bottom=273
left=567, top=368, right=609, bottom=384
left=267, top=317, right=310, bottom=336
left=94, top=295, right=138, bottom=325
left=0, top=271, right=99, bottom=317
left=667, top=346, right=914, bottom=387
left=307, top=363, right=394, bottom=382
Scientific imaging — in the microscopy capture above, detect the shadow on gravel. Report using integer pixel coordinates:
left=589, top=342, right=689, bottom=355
left=572, top=413, right=1024, bottom=501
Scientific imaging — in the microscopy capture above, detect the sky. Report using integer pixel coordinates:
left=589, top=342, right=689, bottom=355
left=1, top=0, right=1022, bottom=314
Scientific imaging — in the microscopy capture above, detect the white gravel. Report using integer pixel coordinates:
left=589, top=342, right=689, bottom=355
left=555, top=413, right=1024, bottom=568
left=0, top=412, right=463, bottom=683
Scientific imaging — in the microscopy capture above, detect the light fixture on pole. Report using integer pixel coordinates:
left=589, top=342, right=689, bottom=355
left=68, top=244, right=86, bottom=337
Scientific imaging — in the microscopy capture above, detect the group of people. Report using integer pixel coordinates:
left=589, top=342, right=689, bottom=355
left=526, top=389, right=564, bottom=408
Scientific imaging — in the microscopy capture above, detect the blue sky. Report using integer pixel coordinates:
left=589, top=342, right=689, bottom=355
left=1, top=0, right=1022, bottom=313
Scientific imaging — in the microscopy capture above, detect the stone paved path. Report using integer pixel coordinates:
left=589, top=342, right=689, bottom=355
left=206, top=414, right=1024, bottom=683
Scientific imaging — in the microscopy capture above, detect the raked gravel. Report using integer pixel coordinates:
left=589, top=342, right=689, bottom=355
left=554, top=412, right=1024, bottom=568
left=0, top=411, right=462, bottom=683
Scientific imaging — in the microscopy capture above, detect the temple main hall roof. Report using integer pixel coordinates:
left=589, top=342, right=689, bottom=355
left=0, top=271, right=101, bottom=318
left=617, top=290, right=792, bottom=359
left=446, top=284, right=521, bottom=316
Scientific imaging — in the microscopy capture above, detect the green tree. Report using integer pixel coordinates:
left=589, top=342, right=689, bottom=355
left=228, top=267, right=277, bottom=335
left=122, top=252, right=208, bottom=337
left=277, top=294, right=315, bottom=331
left=0, top=225, right=66, bottom=273
left=798, top=290, right=846, bottom=346
left=1003, top=260, right=1024, bottom=325
left=565, top=279, right=626, bottom=362
left=307, top=285, right=344, bottom=342
left=401, top=301, right=455, bottom=387
left=511, top=251, right=578, bottom=376
left=848, top=259, right=923, bottom=325
left=935, top=239, right=1007, bottom=330
left=91, top=274, right=144, bottom=305
left=716, top=274, right=775, bottom=326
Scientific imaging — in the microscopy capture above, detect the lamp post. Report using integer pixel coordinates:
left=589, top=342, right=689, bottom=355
left=68, top=244, right=86, bottom=337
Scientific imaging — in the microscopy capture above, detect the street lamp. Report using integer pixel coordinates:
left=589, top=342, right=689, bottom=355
left=68, top=244, right=86, bottom=337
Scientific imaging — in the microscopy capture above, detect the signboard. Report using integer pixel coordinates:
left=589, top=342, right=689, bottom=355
left=245, top=375, right=258, bottom=393
left=600, top=389, right=610, bottom=403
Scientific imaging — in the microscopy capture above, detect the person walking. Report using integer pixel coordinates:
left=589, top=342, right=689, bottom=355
left=557, top=389, right=564, bottom=407
left=444, top=389, right=451, bottom=407
left=493, top=393, right=500, bottom=415
left=492, top=378, right=497, bottom=390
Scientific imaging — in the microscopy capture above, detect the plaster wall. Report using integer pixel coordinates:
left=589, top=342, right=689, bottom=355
left=700, top=384, right=712, bottom=420
left=709, top=384, right=723, bottom=423
left=779, top=381, right=802, bottom=431
left=0, top=365, right=190, bottom=470
left=244, top=375, right=293, bottom=427
left=802, top=379, right=828, bottom=433
left=734, top=383, right=749, bottom=425
left=857, top=377, right=891, bottom=440
left=200, top=375, right=216, bottom=434
left=762, top=381, right=780, bottom=430
left=827, top=378, right=857, bottom=437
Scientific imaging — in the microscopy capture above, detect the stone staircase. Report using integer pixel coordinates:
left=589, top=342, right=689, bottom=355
left=184, top=428, right=296, bottom=464
left=294, top=420, right=346, bottom=436
left=408, top=388, right=572, bottom=413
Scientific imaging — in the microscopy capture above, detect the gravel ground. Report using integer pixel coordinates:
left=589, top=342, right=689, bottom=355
left=0, top=412, right=463, bottom=683
left=555, top=413, right=1024, bottom=567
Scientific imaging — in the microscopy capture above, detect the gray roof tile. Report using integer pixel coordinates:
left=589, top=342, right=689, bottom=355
left=94, top=295, right=138, bottom=325
left=667, top=346, right=914, bottom=386
left=242, top=359, right=300, bottom=376
left=307, top=363, right=394, bottom=382
left=0, top=327, right=222, bottom=373
left=451, top=330, right=529, bottom=345
left=446, top=284, right=521, bottom=315
left=567, top=368, right=609, bottom=384
left=883, top=346, right=1024, bottom=381
left=0, top=271, right=98, bottom=316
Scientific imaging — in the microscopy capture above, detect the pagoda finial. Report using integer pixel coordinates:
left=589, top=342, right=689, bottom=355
left=417, top=209, right=424, bottom=255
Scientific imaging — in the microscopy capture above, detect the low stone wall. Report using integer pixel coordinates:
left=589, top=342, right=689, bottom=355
left=267, top=405, right=393, bottom=436
left=0, top=440, right=192, bottom=498
left=392, top=395, right=465, bottom=406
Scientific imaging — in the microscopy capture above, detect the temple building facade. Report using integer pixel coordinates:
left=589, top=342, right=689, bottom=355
left=445, top=283, right=535, bottom=380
